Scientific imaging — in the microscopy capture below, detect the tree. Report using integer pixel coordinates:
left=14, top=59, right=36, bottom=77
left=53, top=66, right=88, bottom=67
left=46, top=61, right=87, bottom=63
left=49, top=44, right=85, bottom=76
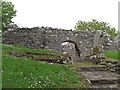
left=1, top=0, right=17, bottom=32
left=74, top=19, right=117, bottom=37
left=0, top=1, right=2, bottom=32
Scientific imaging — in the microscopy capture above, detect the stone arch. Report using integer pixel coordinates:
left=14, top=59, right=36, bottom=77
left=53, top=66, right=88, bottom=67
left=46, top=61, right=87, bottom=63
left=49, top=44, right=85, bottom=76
left=61, top=40, right=80, bottom=63
left=61, top=40, right=81, bottom=63
left=62, top=40, right=80, bottom=57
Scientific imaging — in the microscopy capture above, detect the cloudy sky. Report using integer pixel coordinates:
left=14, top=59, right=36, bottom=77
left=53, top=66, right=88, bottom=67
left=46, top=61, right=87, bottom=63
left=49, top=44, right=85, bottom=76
left=7, top=0, right=119, bottom=30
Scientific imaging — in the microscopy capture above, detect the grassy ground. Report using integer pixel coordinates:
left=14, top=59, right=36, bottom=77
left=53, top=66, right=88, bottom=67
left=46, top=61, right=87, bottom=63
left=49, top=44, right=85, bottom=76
left=2, top=44, right=89, bottom=88
left=2, top=44, right=60, bottom=54
left=2, top=44, right=70, bottom=63
left=103, top=51, right=120, bottom=60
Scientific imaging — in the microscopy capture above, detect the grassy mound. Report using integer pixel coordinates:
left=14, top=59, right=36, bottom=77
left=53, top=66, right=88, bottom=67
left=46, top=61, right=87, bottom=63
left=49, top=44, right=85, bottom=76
left=2, top=44, right=89, bottom=88
left=2, top=44, right=71, bottom=64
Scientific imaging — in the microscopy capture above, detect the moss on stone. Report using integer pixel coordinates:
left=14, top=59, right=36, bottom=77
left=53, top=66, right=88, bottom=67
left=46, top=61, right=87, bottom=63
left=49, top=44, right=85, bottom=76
left=92, top=46, right=99, bottom=55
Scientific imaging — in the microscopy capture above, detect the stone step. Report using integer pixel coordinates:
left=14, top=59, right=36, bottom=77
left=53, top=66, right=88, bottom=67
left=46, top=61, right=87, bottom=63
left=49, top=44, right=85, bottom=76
left=99, top=61, right=119, bottom=72
left=99, top=60, right=118, bottom=65
left=90, top=78, right=118, bottom=84
left=81, top=71, right=118, bottom=84
left=90, top=84, right=118, bottom=88
left=79, top=66, right=107, bottom=71
left=106, top=60, right=118, bottom=64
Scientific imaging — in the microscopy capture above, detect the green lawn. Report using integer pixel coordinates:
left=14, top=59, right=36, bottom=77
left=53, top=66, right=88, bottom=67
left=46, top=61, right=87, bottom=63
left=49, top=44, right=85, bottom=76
left=2, top=44, right=88, bottom=88
left=103, top=51, right=120, bottom=60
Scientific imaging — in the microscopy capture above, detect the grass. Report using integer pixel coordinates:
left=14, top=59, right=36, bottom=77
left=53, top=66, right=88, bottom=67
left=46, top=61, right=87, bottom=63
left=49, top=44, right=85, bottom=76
left=103, top=51, right=120, bottom=60
left=2, top=44, right=89, bottom=88
left=2, top=44, right=61, bottom=54
left=2, top=44, right=69, bottom=62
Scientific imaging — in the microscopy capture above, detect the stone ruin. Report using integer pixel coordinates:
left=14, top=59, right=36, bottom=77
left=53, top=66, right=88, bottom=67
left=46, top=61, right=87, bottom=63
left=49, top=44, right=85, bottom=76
left=2, top=24, right=119, bottom=63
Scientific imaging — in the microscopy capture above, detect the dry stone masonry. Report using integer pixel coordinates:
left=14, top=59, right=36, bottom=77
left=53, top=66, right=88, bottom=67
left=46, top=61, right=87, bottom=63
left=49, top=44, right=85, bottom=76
left=2, top=24, right=119, bottom=63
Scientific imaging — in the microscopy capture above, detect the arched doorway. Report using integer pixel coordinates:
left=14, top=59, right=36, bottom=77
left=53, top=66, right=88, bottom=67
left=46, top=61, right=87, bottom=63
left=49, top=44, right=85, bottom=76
left=61, top=40, right=80, bottom=63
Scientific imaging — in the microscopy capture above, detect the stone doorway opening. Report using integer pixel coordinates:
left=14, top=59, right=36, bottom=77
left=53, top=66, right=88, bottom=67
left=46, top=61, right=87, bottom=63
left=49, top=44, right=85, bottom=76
left=61, top=40, right=80, bottom=63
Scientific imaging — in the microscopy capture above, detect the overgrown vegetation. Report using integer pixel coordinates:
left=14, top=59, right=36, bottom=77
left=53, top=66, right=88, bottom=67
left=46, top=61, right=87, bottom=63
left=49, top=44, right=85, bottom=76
left=103, top=51, right=120, bottom=60
left=2, top=44, right=89, bottom=88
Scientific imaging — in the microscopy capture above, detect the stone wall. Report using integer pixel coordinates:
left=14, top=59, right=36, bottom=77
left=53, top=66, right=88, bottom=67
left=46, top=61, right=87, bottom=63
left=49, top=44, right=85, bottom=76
left=2, top=25, right=119, bottom=62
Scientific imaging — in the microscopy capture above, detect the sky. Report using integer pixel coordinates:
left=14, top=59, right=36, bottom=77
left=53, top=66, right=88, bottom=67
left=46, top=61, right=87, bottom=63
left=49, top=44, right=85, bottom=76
left=7, top=0, right=119, bottom=30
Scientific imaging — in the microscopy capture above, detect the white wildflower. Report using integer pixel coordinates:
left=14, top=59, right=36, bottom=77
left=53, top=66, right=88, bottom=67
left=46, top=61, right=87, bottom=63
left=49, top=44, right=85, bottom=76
left=39, top=81, right=41, bottom=83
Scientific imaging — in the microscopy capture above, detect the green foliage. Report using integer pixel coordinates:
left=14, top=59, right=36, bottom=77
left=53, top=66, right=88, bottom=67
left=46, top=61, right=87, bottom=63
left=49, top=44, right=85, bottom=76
left=74, top=19, right=117, bottom=37
left=103, top=51, right=120, bottom=59
left=1, top=0, right=16, bottom=32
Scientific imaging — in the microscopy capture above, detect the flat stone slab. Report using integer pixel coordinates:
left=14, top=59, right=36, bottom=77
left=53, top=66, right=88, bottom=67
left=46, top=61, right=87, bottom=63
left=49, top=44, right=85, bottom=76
left=90, top=84, right=118, bottom=88
left=79, top=66, right=107, bottom=71
left=81, top=71, right=118, bottom=84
